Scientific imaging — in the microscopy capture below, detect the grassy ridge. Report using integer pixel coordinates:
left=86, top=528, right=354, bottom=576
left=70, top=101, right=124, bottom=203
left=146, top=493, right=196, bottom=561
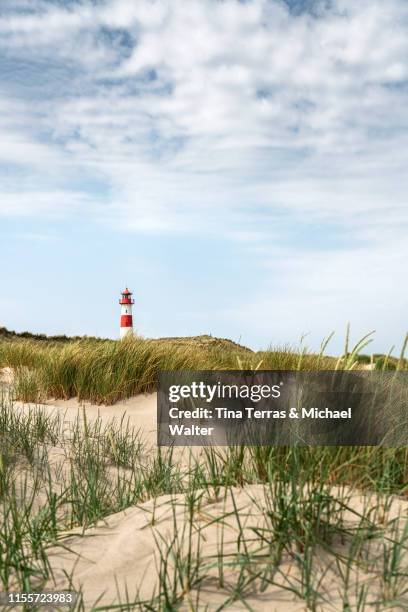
left=0, top=325, right=105, bottom=343
left=2, top=330, right=408, bottom=405
left=0, top=335, right=337, bottom=404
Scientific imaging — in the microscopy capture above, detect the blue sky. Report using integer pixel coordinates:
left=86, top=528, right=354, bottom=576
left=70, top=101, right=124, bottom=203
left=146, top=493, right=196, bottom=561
left=1, top=0, right=408, bottom=355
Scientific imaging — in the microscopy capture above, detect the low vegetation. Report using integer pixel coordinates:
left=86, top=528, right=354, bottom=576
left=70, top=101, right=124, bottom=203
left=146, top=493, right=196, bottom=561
left=2, top=326, right=406, bottom=405
left=0, top=334, right=336, bottom=405
left=0, top=328, right=408, bottom=609
left=1, top=395, right=408, bottom=609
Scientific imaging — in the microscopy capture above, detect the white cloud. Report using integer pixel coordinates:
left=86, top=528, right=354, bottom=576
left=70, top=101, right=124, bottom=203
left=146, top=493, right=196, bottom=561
left=0, top=1, right=407, bottom=348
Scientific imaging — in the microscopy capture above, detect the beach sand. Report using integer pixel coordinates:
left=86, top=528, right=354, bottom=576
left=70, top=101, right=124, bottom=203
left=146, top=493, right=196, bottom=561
left=4, top=386, right=408, bottom=609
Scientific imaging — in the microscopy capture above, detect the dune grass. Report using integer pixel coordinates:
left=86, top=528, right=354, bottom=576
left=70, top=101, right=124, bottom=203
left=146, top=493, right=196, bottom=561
left=1, top=393, right=408, bottom=609
left=0, top=335, right=339, bottom=405
left=3, top=328, right=407, bottom=405
left=1, top=330, right=408, bottom=608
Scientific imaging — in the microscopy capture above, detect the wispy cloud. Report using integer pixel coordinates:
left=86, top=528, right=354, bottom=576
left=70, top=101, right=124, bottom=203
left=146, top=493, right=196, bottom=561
left=0, top=1, right=407, bottom=231
left=0, top=0, right=407, bottom=347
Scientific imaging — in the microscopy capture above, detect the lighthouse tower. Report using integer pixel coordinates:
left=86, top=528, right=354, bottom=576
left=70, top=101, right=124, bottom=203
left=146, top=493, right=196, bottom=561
left=119, top=287, right=134, bottom=339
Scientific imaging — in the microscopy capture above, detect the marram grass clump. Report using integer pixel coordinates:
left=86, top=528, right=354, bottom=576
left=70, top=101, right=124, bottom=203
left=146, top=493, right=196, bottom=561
left=1, top=328, right=407, bottom=405
left=1, top=335, right=335, bottom=405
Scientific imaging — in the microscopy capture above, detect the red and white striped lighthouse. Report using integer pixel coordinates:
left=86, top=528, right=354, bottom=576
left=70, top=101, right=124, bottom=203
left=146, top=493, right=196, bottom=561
left=119, top=287, right=134, bottom=339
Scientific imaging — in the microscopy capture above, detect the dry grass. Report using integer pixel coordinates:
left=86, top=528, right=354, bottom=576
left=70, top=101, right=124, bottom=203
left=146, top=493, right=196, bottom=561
left=0, top=335, right=337, bottom=405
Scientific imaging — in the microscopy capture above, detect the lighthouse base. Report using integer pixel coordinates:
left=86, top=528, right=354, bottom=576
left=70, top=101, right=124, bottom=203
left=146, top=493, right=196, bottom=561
left=120, top=327, right=134, bottom=339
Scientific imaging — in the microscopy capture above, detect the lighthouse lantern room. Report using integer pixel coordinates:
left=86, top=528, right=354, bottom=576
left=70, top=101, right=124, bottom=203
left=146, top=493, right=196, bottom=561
left=119, top=287, right=134, bottom=339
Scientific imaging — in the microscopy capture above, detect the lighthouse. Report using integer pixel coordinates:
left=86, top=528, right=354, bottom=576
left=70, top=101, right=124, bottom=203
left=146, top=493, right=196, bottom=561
left=119, top=287, right=134, bottom=339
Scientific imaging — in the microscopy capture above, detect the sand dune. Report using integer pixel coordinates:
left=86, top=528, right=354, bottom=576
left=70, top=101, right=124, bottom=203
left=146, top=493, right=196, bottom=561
left=46, top=392, right=158, bottom=448
left=4, top=383, right=408, bottom=609
left=46, top=481, right=408, bottom=610
left=47, top=486, right=309, bottom=610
